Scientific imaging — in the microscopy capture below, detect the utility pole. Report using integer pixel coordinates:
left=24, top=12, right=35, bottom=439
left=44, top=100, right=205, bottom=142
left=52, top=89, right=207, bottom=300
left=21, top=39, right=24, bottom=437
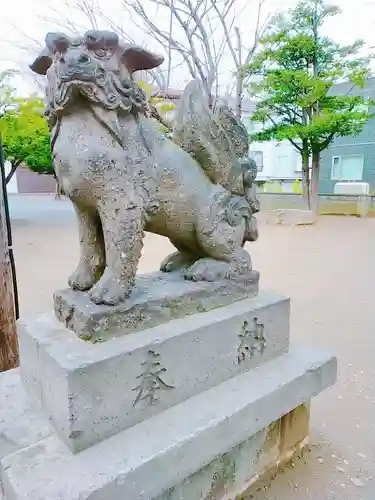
left=0, top=134, right=19, bottom=371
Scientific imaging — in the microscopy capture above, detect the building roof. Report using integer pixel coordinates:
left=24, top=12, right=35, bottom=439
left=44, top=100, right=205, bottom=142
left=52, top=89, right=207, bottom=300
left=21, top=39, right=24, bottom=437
left=329, top=76, right=375, bottom=96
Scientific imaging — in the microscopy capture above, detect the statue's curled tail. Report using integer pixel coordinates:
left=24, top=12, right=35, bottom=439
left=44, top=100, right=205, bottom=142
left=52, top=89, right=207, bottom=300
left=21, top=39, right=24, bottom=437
left=172, top=79, right=259, bottom=242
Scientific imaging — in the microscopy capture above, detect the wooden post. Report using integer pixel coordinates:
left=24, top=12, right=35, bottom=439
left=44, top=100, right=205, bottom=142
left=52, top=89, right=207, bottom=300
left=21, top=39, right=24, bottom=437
left=0, top=136, right=19, bottom=371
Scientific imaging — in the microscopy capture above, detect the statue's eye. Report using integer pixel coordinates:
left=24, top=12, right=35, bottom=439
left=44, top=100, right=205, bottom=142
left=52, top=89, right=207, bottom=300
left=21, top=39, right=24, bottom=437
left=94, top=49, right=105, bottom=58
left=94, top=48, right=113, bottom=59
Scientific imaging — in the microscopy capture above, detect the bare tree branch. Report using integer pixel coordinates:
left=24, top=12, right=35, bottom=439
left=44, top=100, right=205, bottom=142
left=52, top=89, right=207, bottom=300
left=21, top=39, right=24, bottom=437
left=210, top=0, right=238, bottom=67
left=12, top=0, right=272, bottom=116
left=123, top=0, right=242, bottom=99
left=124, top=0, right=199, bottom=81
left=226, top=0, right=272, bottom=104
left=162, top=0, right=210, bottom=93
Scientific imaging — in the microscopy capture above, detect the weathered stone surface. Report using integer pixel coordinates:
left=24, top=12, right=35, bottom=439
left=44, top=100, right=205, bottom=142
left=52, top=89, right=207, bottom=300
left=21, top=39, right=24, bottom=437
left=267, top=209, right=315, bottom=226
left=0, top=369, right=52, bottom=462
left=20, top=291, right=289, bottom=452
left=54, top=270, right=259, bottom=340
left=156, top=404, right=310, bottom=500
left=30, top=31, right=260, bottom=307
left=0, top=369, right=52, bottom=500
left=1, top=345, right=337, bottom=500
left=279, top=402, right=310, bottom=460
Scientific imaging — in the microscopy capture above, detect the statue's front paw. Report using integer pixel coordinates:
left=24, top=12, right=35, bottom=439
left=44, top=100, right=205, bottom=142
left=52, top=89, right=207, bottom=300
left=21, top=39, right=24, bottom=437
left=68, top=263, right=99, bottom=291
left=88, top=269, right=132, bottom=305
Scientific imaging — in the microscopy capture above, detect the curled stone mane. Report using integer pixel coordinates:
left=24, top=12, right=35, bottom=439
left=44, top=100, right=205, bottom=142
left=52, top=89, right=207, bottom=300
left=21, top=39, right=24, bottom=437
left=46, top=70, right=148, bottom=129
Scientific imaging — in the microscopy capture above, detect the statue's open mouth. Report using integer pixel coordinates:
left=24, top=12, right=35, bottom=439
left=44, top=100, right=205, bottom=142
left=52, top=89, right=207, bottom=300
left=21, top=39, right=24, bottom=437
left=60, top=72, right=95, bottom=83
left=58, top=67, right=106, bottom=87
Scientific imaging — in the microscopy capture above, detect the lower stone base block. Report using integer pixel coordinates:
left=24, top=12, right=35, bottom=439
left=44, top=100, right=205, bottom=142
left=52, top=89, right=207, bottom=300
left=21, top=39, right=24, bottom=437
left=155, top=404, right=310, bottom=500
left=0, top=345, right=336, bottom=500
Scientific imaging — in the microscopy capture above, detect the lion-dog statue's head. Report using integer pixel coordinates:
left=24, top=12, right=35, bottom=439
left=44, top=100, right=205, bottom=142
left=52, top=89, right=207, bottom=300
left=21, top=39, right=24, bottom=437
left=30, top=30, right=164, bottom=127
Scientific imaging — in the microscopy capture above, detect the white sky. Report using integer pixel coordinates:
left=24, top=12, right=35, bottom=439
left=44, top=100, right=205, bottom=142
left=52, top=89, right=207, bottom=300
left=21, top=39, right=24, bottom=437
left=1, top=0, right=375, bottom=95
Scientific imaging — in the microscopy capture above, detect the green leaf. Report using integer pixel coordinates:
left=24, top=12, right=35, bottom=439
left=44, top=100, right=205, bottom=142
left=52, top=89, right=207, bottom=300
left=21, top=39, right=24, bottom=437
left=246, top=0, right=374, bottom=158
left=0, top=97, right=53, bottom=174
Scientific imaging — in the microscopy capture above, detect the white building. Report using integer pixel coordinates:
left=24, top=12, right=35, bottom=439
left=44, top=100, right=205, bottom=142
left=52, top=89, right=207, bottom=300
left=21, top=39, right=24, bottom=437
left=4, top=160, right=18, bottom=194
left=239, top=101, right=302, bottom=192
left=209, top=96, right=302, bottom=191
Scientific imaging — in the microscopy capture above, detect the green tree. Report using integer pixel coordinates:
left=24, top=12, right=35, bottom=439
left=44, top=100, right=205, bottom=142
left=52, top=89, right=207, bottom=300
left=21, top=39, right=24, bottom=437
left=247, top=0, right=374, bottom=211
left=0, top=70, right=17, bottom=117
left=0, top=97, right=53, bottom=185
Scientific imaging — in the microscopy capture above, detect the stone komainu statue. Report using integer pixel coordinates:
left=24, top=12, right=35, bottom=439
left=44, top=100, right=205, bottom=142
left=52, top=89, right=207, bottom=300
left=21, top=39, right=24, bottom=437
left=30, top=30, right=260, bottom=306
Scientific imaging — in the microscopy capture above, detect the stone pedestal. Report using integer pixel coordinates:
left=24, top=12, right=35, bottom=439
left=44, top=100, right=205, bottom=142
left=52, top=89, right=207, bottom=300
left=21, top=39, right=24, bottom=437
left=54, top=270, right=259, bottom=341
left=0, top=277, right=336, bottom=500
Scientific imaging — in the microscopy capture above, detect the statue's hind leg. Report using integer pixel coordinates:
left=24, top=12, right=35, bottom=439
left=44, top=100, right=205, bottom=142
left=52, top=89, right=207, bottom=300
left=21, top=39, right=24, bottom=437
left=184, top=217, right=252, bottom=282
left=160, top=239, right=199, bottom=273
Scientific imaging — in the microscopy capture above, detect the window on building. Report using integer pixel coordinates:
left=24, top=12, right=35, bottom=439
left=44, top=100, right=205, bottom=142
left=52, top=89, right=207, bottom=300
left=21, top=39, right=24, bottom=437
left=294, top=152, right=303, bottom=172
left=331, top=155, right=364, bottom=181
left=275, top=155, right=288, bottom=169
left=249, top=150, right=264, bottom=171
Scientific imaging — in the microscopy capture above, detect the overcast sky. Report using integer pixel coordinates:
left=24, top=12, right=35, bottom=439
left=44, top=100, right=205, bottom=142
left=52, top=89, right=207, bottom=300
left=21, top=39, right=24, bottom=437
left=1, top=0, right=375, bottom=95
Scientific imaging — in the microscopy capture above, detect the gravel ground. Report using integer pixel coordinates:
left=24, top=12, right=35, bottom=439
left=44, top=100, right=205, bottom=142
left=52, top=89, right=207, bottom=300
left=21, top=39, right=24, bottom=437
left=9, top=195, right=375, bottom=499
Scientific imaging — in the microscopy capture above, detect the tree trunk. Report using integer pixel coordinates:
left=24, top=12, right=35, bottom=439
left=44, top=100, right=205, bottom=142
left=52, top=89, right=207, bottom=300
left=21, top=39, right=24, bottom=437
left=5, top=159, right=22, bottom=185
left=301, top=151, right=311, bottom=210
left=311, top=151, right=320, bottom=214
left=0, top=152, right=19, bottom=372
left=55, top=183, right=61, bottom=200
left=235, top=26, right=243, bottom=119
left=310, top=2, right=320, bottom=216
left=235, top=75, right=243, bottom=119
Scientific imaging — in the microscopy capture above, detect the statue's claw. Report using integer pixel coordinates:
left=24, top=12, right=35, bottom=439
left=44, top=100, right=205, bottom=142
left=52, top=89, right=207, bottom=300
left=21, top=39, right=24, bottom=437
left=88, top=269, right=132, bottom=306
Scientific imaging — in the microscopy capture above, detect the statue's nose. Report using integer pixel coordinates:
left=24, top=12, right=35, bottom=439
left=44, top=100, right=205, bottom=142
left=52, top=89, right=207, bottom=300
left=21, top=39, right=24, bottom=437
left=77, top=53, right=90, bottom=64
left=61, top=51, right=91, bottom=66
